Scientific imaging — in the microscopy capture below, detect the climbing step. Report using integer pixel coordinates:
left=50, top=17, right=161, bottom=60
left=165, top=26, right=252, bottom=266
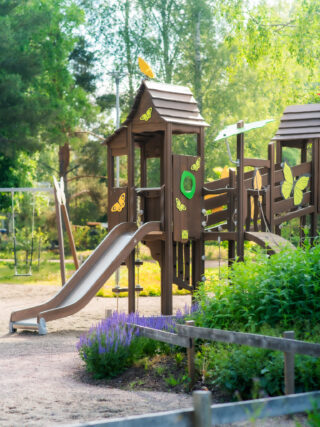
left=244, top=232, right=295, bottom=254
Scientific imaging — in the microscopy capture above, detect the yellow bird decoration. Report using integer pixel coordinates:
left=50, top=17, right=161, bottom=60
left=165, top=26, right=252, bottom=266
left=138, top=57, right=155, bottom=79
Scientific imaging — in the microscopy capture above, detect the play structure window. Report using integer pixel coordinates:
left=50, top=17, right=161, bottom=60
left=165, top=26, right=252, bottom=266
left=147, top=157, right=160, bottom=187
left=282, top=147, right=301, bottom=166
left=172, top=134, right=198, bottom=156
left=134, top=147, right=141, bottom=187
left=114, top=155, right=128, bottom=187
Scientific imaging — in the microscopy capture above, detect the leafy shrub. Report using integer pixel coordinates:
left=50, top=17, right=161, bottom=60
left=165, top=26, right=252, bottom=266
left=194, top=242, right=320, bottom=330
left=77, top=310, right=192, bottom=379
left=71, top=225, right=107, bottom=251
left=191, top=242, right=320, bottom=399
left=196, top=341, right=320, bottom=399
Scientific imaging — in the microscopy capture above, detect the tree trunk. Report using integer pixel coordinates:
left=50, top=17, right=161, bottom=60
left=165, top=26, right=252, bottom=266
left=194, top=8, right=202, bottom=111
left=58, top=142, right=70, bottom=211
left=124, top=0, right=134, bottom=105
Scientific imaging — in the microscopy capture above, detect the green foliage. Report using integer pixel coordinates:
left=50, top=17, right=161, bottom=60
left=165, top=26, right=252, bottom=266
left=192, top=241, right=320, bottom=399
left=196, top=339, right=320, bottom=399
left=194, top=242, right=320, bottom=330
left=306, top=403, right=320, bottom=427
left=71, top=225, right=107, bottom=251
left=77, top=312, right=183, bottom=379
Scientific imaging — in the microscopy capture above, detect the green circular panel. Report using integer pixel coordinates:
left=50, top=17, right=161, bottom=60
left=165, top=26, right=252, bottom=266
left=180, top=170, right=196, bottom=200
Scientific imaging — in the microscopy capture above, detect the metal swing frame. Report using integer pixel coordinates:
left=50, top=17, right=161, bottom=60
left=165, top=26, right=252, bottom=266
left=0, top=186, right=53, bottom=277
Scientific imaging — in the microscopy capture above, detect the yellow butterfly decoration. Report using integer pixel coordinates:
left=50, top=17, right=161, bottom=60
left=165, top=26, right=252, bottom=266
left=205, top=166, right=229, bottom=214
left=138, top=57, right=155, bottom=79
left=176, top=197, right=187, bottom=212
left=281, top=162, right=310, bottom=206
left=251, top=169, right=263, bottom=219
left=111, top=192, right=126, bottom=213
left=191, top=158, right=201, bottom=172
left=140, top=107, right=152, bottom=122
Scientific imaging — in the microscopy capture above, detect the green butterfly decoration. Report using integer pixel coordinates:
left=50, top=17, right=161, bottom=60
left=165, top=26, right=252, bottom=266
left=176, top=197, right=187, bottom=212
left=191, top=158, right=201, bottom=171
left=281, top=162, right=310, bottom=206
left=140, top=107, right=152, bottom=121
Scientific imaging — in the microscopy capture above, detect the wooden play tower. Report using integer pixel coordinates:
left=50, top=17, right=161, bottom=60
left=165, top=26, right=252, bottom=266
left=105, top=81, right=320, bottom=315
left=105, top=80, right=208, bottom=314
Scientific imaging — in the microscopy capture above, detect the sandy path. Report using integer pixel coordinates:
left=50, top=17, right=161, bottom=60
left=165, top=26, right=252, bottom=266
left=0, top=284, right=193, bottom=426
left=0, top=284, right=307, bottom=426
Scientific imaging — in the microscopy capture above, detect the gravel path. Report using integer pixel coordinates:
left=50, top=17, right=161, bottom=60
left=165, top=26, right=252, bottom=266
left=0, top=284, right=307, bottom=426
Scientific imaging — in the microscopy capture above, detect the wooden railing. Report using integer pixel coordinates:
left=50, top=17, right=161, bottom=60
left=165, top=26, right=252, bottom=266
left=131, top=321, right=320, bottom=396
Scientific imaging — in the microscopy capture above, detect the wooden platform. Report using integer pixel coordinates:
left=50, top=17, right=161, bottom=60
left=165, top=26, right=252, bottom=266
left=245, top=232, right=295, bottom=254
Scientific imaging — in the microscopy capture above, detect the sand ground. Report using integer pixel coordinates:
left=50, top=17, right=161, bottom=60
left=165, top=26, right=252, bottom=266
left=0, top=284, right=307, bottom=426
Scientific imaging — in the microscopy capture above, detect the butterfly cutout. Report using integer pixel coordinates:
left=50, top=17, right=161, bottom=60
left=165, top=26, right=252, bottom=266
left=181, top=230, right=188, bottom=240
left=176, top=197, right=187, bottom=212
left=204, top=166, right=229, bottom=214
left=111, top=192, right=126, bottom=212
left=281, top=162, right=310, bottom=206
left=138, top=57, right=155, bottom=79
left=191, top=158, right=201, bottom=171
left=251, top=169, right=263, bottom=219
left=140, top=107, right=152, bottom=122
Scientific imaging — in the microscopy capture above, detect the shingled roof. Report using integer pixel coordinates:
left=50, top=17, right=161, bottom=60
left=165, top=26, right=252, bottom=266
left=273, top=104, right=320, bottom=141
left=104, top=80, right=208, bottom=145
left=132, top=80, right=209, bottom=127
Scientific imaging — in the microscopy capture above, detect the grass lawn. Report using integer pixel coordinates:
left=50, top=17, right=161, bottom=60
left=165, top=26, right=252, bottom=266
left=0, top=255, right=217, bottom=297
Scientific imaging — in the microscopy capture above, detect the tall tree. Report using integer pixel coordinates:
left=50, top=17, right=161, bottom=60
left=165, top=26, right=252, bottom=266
left=0, top=0, right=97, bottom=193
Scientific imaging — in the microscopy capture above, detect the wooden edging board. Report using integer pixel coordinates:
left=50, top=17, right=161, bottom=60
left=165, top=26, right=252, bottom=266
left=132, top=324, right=189, bottom=348
left=68, top=391, right=320, bottom=427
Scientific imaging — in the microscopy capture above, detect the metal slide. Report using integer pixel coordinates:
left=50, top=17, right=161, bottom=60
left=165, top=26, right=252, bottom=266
left=9, top=221, right=160, bottom=335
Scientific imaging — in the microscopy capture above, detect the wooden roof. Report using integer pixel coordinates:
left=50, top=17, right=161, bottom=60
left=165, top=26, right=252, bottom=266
left=273, top=104, right=320, bottom=141
left=104, top=80, right=208, bottom=145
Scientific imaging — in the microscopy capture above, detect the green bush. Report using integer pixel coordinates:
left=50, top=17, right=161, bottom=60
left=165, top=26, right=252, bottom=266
left=194, top=241, right=320, bottom=330
left=197, top=341, right=320, bottom=399
left=71, top=225, right=107, bottom=251
left=191, top=241, right=320, bottom=399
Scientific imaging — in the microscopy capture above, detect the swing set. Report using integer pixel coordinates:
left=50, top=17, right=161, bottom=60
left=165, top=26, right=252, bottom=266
left=0, top=186, right=53, bottom=276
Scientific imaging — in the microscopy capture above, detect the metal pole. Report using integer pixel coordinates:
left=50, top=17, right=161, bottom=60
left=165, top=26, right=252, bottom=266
left=115, top=75, right=120, bottom=186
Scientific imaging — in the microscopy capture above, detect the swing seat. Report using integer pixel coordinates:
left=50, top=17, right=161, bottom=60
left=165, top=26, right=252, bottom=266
left=14, top=273, right=32, bottom=277
left=112, top=286, right=144, bottom=293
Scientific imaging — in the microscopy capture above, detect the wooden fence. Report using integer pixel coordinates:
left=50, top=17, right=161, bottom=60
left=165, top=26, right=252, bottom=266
left=134, top=321, right=320, bottom=395
left=70, top=323, right=320, bottom=427
left=72, top=390, right=320, bottom=427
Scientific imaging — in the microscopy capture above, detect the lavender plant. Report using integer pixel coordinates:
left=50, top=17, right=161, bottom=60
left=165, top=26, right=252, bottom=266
left=77, top=308, right=196, bottom=379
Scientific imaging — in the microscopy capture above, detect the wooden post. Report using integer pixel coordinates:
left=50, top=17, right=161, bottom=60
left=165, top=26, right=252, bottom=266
left=283, top=331, right=295, bottom=395
left=54, top=186, right=66, bottom=286
left=300, top=142, right=308, bottom=245
left=161, top=123, right=173, bottom=315
left=268, top=142, right=275, bottom=233
left=193, top=390, right=212, bottom=427
left=127, top=124, right=136, bottom=313
left=186, top=320, right=195, bottom=388
left=127, top=251, right=135, bottom=313
left=236, top=121, right=245, bottom=262
left=61, top=204, right=79, bottom=270
left=228, top=169, right=236, bottom=266
left=311, top=141, right=319, bottom=244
